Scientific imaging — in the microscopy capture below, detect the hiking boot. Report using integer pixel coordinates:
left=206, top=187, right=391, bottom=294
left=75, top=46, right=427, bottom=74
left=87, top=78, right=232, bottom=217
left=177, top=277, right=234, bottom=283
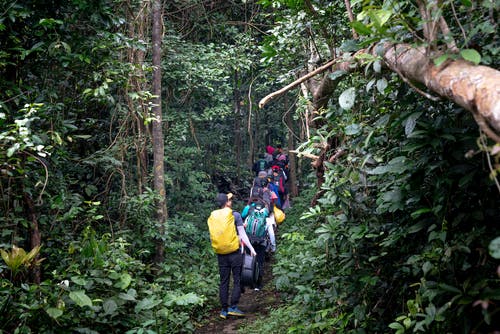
left=220, top=309, right=228, bottom=319
left=228, top=306, right=245, bottom=317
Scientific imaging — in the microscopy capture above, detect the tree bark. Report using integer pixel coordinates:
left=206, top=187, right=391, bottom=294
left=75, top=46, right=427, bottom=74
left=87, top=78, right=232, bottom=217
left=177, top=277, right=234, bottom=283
left=23, top=191, right=41, bottom=284
left=152, top=0, right=167, bottom=265
left=233, top=70, right=242, bottom=186
left=286, top=107, right=299, bottom=197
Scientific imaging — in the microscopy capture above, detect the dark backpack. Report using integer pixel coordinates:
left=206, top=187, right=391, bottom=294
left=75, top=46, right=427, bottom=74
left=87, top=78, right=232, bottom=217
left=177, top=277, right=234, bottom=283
left=257, top=159, right=267, bottom=171
left=244, top=203, right=267, bottom=243
left=250, top=177, right=267, bottom=199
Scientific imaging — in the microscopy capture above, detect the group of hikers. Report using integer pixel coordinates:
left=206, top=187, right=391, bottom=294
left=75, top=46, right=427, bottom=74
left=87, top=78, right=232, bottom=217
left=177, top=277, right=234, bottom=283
left=207, top=144, right=291, bottom=319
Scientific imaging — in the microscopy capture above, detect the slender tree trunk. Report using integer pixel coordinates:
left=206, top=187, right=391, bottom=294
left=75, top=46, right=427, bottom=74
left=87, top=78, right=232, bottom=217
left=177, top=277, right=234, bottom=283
left=22, top=186, right=41, bottom=284
left=286, top=107, right=299, bottom=197
left=152, top=0, right=167, bottom=264
left=234, top=70, right=242, bottom=186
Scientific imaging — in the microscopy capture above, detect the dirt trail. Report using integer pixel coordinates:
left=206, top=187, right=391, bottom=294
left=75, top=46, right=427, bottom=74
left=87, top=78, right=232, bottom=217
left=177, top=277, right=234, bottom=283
left=195, top=256, right=281, bottom=334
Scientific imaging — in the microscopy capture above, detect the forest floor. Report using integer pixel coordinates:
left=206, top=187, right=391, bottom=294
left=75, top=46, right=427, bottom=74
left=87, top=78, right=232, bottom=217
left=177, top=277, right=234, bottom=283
left=195, top=255, right=282, bottom=334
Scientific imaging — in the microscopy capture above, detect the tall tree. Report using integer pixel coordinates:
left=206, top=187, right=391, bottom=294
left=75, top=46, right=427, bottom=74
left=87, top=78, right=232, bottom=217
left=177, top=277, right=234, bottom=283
left=152, top=0, right=167, bottom=264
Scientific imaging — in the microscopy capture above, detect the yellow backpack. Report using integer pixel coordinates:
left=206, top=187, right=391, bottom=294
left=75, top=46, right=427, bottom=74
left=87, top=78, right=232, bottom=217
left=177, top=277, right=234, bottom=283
left=273, top=206, right=286, bottom=224
left=207, top=207, right=240, bottom=254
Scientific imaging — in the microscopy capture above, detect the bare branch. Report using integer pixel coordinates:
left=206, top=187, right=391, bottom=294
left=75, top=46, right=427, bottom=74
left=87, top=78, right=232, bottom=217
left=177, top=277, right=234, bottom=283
left=259, top=58, right=338, bottom=108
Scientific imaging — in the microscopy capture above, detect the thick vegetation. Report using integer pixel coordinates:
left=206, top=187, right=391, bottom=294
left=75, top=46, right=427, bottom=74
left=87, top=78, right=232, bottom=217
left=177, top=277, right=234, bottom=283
left=1, top=0, right=499, bottom=333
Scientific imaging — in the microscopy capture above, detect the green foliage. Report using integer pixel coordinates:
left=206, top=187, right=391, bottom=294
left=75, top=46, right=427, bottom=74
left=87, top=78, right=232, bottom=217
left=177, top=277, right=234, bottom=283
left=0, top=220, right=214, bottom=333
left=245, top=71, right=499, bottom=333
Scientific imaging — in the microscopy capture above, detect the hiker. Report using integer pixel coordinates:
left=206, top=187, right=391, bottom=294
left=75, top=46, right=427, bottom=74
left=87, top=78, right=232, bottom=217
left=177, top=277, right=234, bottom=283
left=270, top=165, right=287, bottom=206
left=241, top=197, right=276, bottom=290
left=252, top=153, right=268, bottom=176
left=250, top=174, right=277, bottom=207
left=207, top=192, right=256, bottom=319
left=264, top=145, right=274, bottom=164
left=273, top=144, right=289, bottom=180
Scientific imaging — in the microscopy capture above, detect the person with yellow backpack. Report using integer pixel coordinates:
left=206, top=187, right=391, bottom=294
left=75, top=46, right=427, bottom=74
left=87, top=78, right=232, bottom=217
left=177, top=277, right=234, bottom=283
left=207, top=192, right=256, bottom=319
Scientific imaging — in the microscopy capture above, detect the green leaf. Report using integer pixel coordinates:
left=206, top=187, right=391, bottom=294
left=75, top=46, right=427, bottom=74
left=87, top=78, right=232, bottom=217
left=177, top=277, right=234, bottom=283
left=114, top=273, right=132, bottom=290
left=422, top=261, right=433, bottom=275
left=7, top=143, right=20, bottom=157
left=460, top=49, right=481, bottom=65
left=376, top=78, right=387, bottom=94
left=433, top=54, right=449, bottom=67
left=407, top=220, right=428, bottom=233
left=103, top=299, right=118, bottom=315
left=410, top=207, right=432, bottom=219
left=172, top=292, right=203, bottom=306
left=345, top=123, right=361, bottom=136
left=71, top=276, right=87, bottom=286
left=405, top=112, right=422, bottom=137
left=389, top=322, right=405, bottom=330
left=46, top=307, right=63, bottom=319
left=339, top=87, right=356, bottom=110
left=351, top=21, right=372, bottom=36
left=489, top=237, right=500, bottom=259
left=69, top=290, right=93, bottom=307
left=135, top=297, right=161, bottom=313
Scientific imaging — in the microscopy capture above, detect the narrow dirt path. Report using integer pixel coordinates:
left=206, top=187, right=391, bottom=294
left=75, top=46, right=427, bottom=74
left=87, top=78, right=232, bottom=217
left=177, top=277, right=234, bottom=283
left=195, top=255, right=281, bottom=334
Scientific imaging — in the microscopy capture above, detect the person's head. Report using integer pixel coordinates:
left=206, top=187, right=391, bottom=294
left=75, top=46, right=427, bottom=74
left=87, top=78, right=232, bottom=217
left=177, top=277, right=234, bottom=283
left=258, top=153, right=265, bottom=159
left=216, top=192, right=233, bottom=208
left=266, top=145, right=274, bottom=155
left=258, top=170, right=268, bottom=178
left=272, top=165, right=280, bottom=174
left=276, top=144, right=283, bottom=152
left=260, top=178, right=269, bottom=188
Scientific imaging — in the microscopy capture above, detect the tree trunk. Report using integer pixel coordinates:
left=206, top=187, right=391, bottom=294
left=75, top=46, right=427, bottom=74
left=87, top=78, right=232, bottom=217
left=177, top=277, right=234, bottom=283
left=152, top=0, right=167, bottom=265
left=286, top=106, right=299, bottom=197
left=22, top=187, right=41, bottom=284
left=234, top=70, right=242, bottom=186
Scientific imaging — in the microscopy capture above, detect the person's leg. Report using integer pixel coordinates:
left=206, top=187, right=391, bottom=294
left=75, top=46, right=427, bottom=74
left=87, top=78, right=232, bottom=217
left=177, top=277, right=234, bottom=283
left=229, top=251, right=243, bottom=307
left=217, top=254, right=230, bottom=310
left=255, top=244, right=266, bottom=289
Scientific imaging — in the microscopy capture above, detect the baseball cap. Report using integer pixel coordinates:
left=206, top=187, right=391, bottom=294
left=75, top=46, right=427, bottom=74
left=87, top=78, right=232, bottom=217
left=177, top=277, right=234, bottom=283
left=216, top=193, right=233, bottom=206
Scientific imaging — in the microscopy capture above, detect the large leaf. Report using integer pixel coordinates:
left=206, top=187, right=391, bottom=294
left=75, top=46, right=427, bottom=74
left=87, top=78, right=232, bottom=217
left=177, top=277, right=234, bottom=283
left=69, top=290, right=93, bottom=307
left=135, top=297, right=161, bottom=313
left=339, top=87, right=356, bottom=110
left=103, top=299, right=118, bottom=315
left=345, top=123, right=362, bottom=136
left=405, top=112, right=422, bottom=137
left=376, top=78, right=388, bottom=94
left=489, top=237, right=500, bottom=259
left=113, top=272, right=132, bottom=290
left=46, top=307, right=63, bottom=319
left=351, top=21, right=372, bottom=36
left=460, top=49, right=481, bottom=65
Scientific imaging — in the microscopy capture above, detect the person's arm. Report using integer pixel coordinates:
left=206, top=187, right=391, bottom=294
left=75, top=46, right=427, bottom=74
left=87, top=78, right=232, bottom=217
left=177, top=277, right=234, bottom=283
left=233, top=212, right=256, bottom=256
left=241, top=205, right=250, bottom=219
left=237, top=225, right=256, bottom=256
left=266, top=221, right=276, bottom=252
